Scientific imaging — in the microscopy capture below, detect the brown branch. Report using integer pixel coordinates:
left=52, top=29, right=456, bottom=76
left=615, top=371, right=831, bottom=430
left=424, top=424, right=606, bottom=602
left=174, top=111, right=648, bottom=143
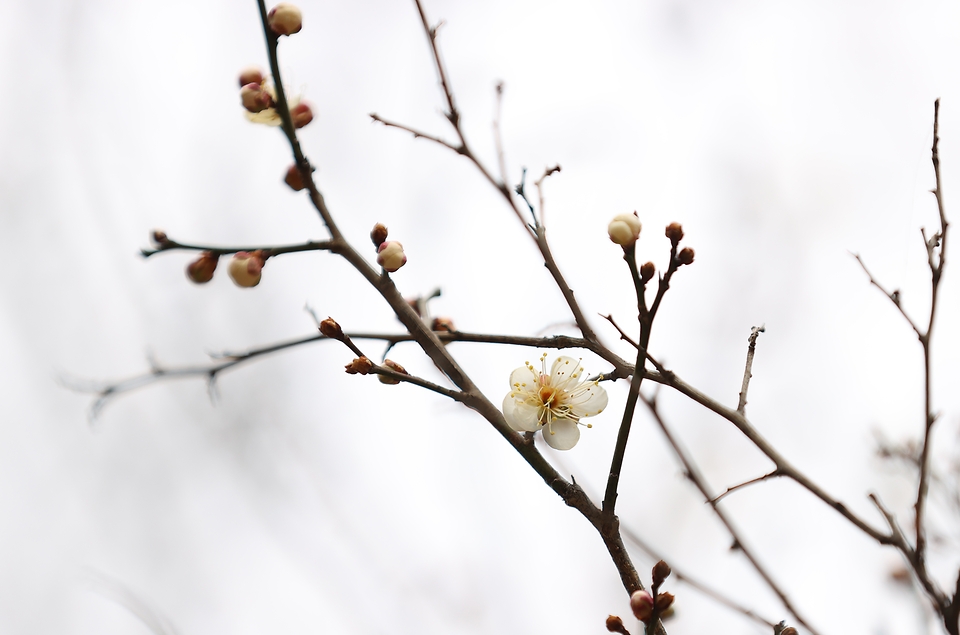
left=709, top=469, right=783, bottom=505
left=737, top=325, right=765, bottom=414
left=142, top=237, right=336, bottom=259
left=915, top=97, right=949, bottom=574
left=641, top=395, right=822, bottom=635
left=601, top=313, right=640, bottom=349
left=368, top=113, right=464, bottom=154
left=851, top=253, right=923, bottom=337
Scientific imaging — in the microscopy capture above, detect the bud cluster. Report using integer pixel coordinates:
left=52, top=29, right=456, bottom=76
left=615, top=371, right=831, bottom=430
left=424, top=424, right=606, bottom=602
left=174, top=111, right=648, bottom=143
left=628, top=560, right=675, bottom=625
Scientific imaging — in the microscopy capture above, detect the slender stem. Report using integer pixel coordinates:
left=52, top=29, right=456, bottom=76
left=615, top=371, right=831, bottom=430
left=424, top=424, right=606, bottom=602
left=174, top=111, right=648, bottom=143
left=641, top=395, right=822, bottom=635
left=737, top=325, right=765, bottom=414
left=142, top=238, right=336, bottom=259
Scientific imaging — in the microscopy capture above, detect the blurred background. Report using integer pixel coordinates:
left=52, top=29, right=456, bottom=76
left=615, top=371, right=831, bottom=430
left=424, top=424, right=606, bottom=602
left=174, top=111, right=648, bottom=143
left=2, top=0, right=960, bottom=633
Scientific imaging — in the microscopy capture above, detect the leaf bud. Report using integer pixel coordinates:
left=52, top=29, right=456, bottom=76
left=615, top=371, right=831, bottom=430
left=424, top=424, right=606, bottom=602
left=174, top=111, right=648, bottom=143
left=377, top=241, right=406, bottom=273
left=654, top=592, right=674, bottom=613
left=665, top=222, right=684, bottom=244
left=268, top=3, right=302, bottom=35
left=378, top=359, right=408, bottom=385
left=652, top=560, right=672, bottom=586
left=344, top=356, right=373, bottom=375
left=608, top=212, right=642, bottom=246
left=605, top=615, right=630, bottom=635
left=284, top=164, right=305, bottom=191
left=319, top=317, right=343, bottom=340
left=640, top=261, right=656, bottom=283
left=677, top=247, right=695, bottom=266
left=228, top=250, right=265, bottom=288
left=291, top=102, right=314, bottom=128
left=151, top=229, right=169, bottom=245
left=186, top=252, right=218, bottom=284
left=370, top=223, right=388, bottom=248
left=629, top=590, right=654, bottom=622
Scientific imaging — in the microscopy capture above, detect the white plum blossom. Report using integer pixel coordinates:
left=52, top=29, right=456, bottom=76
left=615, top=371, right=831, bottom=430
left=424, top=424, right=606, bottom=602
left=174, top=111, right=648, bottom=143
left=608, top=212, right=642, bottom=246
left=502, top=354, right=608, bottom=450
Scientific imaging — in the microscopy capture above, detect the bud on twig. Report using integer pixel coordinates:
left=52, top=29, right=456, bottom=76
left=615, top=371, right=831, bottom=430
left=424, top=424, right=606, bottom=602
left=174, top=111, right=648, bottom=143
left=780, top=629, right=798, bottom=635
left=238, top=66, right=264, bottom=87
left=151, top=230, right=168, bottom=246
left=665, top=222, right=684, bottom=244
left=654, top=592, right=674, bottom=613
left=228, top=251, right=265, bottom=288
left=268, top=3, right=302, bottom=35
left=378, top=359, right=408, bottom=385
left=291, top=102, right=314, bottom=128
left=640, top=261, right=656, bottom=283
left=241, top=83, right=272, bottom=113
left=677, top=247, right=695, bottom=266
left=629, top=590, right=654, bottom=622
left=370, top=223, right=388, bottom=248
left=431, top=317, right=455, bottom=332
left=186, top=252, right=218, bottom=284
left=608, top=212, right=642, bottom=246
left=652, top=560, right=672, bottom=587
left=284, top=164, right=305, bottom=191
left=345, top=356, right=374, bottom=375
left=319, top=317, right=343, bottom=341
left=605, top=615, right=631, bottom=635
left=377, top=241, right=406, bottom=273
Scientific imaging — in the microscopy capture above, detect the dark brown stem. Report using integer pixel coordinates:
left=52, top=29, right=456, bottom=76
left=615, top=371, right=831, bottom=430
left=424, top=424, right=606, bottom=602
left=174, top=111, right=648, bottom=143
left=142, top=238, right=336, bottom=259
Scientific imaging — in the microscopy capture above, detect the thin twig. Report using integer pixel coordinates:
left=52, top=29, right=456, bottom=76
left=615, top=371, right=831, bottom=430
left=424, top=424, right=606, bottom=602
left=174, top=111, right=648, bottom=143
left=533, top=164, right=561, bottom=226
left=851, top=253, right=923, bottom=337
left=601, top=313, right=640, bottom=349
left=493, top=82, right=508, bottom=185
left=369, top=113, right=464, bottom=154
left=641, top=394, right=822, bottom=635
left=142, top=237, right=336, bottom=259
left=737, top=325, right=765, bottom=414
left=709, top=469, right=782, bottom=505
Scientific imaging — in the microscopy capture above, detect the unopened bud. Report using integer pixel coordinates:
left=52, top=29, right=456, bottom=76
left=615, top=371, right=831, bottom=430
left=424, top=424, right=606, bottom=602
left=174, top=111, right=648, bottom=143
left=186, top=252, right=218, bottom=284
left=677, top=247, right=695, bottom=266
left=291, top=102, right=313, bottom=128
left=377, top=241, right=406, bottom=273
left=780, top=629, right=798, bottom=635
left=431, top=317, right=455, bottom=332
left=605, top=615, right=630, bottom=635
left=630, top=590, right=654, bottom=622
left=284, top=164, right=305, bottom=191
left=268, top=3, right=302, bottom=35
left=652, top=560, right=672, bottom=587
left=238, top=66, right=264, bottom=88
left=654, top=592, right=674, bottom=613
left=640, top=261, right=656, bottom=283
left=378, top=359, right=408, bottom=384
left=370, top=223, right=388, bottom=248
left=241, top=83, right=272, bottom=113
left=345, top=356, right=374, bottom=375
left=665, top=222, right=684, bottom=244
left=151, top=229, right=168, bottom=245
left=228, top=250, right=264, bottom=288
left=608, top=212, right=642, bottom=246
left=319, top=317, right=343, bottom=340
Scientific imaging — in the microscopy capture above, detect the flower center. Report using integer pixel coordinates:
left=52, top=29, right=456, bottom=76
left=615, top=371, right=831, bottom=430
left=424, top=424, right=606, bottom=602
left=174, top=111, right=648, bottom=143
left=538, top=385, right=561, bottom=407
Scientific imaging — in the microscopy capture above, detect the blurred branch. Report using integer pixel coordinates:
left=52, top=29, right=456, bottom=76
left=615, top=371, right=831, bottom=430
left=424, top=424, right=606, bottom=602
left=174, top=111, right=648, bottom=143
left=142, top=236, right=335, bottom=259
left=640, top=394, right=821, bottom=635
left=737, top=325, right=765, bottom=414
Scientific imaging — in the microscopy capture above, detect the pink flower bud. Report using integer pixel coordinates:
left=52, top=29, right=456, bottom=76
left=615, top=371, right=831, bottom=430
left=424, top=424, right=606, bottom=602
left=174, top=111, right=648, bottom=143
left=186, top=252, right=218, bottom=284
left=284, top=164, right=305, bottom=191
left=240, top=83, right=272, bottom=113
left=238, top=66, right=264, bottom=88
left=291, top=102, right=314, bottom=128
left=268, top=3, right=302, bottom=36
left=376, top=241, right=406, bottom=273
left=228, top=251, right=264, bottom=288
left=608, top=212, right=642, bottom=246
left=630, top=590, right=654, bottom=622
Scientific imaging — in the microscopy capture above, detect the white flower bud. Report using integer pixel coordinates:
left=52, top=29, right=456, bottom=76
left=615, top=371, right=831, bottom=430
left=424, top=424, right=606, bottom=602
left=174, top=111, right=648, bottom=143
left=240, top=83, right=271, bottom=113
left=608, top=212, right=642, bottom=246
left=228, top=251, right=264, bottom=288
left=268, top=3, right=302, bottom=36
left=376, top=241, right=406, bottom=273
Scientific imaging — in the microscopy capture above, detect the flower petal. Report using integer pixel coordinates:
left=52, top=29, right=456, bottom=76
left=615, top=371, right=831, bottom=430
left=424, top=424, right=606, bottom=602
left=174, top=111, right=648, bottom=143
left=550, top=356, right=583, bottom=391
left=503, top=392, right=541, bottom=432
left=570, top=382, right=608, bottom=417
left=542, top=417, right=580, bottom=450
left=508, top=365, right=538, bottom=390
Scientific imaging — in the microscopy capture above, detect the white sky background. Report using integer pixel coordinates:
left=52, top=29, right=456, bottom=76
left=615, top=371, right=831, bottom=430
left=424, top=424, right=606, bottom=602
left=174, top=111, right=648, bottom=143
left=2, top=0, right=960, bottom=634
